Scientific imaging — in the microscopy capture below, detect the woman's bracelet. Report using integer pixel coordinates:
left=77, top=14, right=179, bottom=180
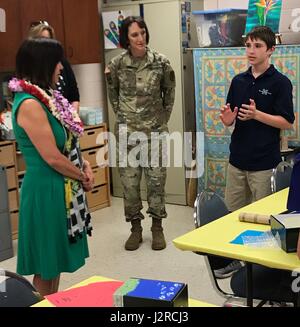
left=78, top=170, right=85, bottom=182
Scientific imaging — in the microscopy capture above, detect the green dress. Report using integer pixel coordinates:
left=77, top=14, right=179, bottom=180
left=12, top=92, right=89, bottom=280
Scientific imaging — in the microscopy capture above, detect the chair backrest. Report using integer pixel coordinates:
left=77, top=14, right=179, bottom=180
left=0, top=270, right=41, bottom=307
left=271, top=161, right=293, bottom=193
left=194, top=189, right=229, bottom=228
left=194, top=190, right=232, bottom=271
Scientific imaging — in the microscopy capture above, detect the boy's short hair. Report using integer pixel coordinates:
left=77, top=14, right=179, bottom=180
left=119, top=16, right=149, bottom=49
left=245, top=26, right=276, bottom=49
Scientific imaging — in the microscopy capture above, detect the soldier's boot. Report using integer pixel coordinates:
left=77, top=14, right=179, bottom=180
left=151, top=218, right=166, bottom=250
left=125, top=219, right=143, bottom=251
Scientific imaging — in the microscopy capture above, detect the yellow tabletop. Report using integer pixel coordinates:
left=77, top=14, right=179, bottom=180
left=173, top=188, right=300, bottom=271
left=33, top=276, right=217, bottom=307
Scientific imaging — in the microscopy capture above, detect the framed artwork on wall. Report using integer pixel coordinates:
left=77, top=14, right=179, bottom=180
left=245, top=0, right=282, bottom=33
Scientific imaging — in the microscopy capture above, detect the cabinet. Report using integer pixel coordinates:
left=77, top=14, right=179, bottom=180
left=80, top=123, right=111, bottom=211
left=0, top=166, right=13, bottom=261
left=103, top=0, right=204, bottom=204
left=0, top=123, right=110, bottom=239
left=19, top=0, right=65, bottom=45
left=0, top=0, right=101, bottom=72
left=62, top=0, right=101, bottom=64
left=0, top=0, right=22, bottom=71
left=0, top=141, right=19, bottom=240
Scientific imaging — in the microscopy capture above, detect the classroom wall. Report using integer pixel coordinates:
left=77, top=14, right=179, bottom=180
left=204, top=0, right=248, bottom=10
left=69, top=1, right=106, bottom=120
left=71, top=0, right=299, bottom=123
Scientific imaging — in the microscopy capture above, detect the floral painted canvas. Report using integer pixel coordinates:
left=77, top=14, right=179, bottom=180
left=245, top=0, right=282, bottom=34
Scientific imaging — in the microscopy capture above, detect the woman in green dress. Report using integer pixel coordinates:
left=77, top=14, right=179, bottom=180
left=9, top=38, right=93, bottom=296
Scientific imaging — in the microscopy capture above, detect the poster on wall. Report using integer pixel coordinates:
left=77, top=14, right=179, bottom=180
left=245, top=0, right=282, bottom=34
left=103, top=10, right=131, bottom=49
left=181, top=1, right=191, bottom=48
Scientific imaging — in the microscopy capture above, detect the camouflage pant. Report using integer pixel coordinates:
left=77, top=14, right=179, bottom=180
left=117, top=134, right=167, bottom=222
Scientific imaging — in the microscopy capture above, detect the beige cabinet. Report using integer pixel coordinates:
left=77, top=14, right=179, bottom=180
left=80, top=123, right=111, bottom=211
left=102, top=0, right=202, bottom=205
left=0, top=141, right=19, bottom=239
left=0, top=124, right=110, bottom=239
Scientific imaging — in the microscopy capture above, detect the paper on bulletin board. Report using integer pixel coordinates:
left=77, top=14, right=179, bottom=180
left=103, top=10, right=131, bottom=49
left=245, top=0, right=282, bottom=34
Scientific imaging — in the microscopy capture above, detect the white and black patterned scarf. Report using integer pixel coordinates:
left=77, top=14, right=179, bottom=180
left=64, top=133, right=92, bottom=242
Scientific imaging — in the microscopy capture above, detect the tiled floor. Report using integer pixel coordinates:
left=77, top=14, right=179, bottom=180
left=0, top=197, right=225, bottom=306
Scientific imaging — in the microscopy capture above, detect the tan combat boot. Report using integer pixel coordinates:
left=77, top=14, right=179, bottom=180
left=151, top=218, right=166, bottom=250
left=125, top=219, right=143, bottom=251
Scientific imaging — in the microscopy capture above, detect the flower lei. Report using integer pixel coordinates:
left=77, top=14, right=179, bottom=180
left=8, top=78, right=83, bottom=137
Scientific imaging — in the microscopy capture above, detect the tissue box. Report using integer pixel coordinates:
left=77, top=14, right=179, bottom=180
left=79, top=107, right=103, bottom=125
left=270, top=213, right=300, bottom=252
left=192, top=9, right=247, bottom=47
left=113, top=278, right=188, bottom=307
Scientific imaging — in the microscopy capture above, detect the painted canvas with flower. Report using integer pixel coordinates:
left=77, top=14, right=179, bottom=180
left=245, top=0, right=282, bottom=34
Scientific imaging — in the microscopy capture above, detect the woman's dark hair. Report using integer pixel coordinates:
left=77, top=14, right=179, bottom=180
left=16, top=38, right=63, bottom=89
left=245, top=26, right=276, bottom=50
left=119, top=16, right=150, bottom=49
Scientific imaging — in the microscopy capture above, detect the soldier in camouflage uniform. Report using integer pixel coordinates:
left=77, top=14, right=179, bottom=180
left=105, top=16, right=175, bottom=251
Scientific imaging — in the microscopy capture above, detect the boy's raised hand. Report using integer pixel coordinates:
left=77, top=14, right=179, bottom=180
left=220, top=103, right=238, bottom=126
left=238, top=98, right=257, bottom=121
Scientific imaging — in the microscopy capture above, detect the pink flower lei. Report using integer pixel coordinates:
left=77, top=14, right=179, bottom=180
left=8, top=78, right=83, bottom=137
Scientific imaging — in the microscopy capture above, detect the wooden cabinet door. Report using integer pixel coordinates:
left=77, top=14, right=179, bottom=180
left=19, top=0, right=65, bottom=45
left=62, top=0, right=101, bottom=64
left=0, top=0, right=22, bottom=71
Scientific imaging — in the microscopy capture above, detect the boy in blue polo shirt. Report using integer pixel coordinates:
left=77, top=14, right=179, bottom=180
left=216, top=26, right=295, bottom=279
left=221, top=26, right=295, bottom=213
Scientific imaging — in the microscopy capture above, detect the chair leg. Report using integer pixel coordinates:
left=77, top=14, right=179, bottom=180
left=257, top=300, right=267, bottom=307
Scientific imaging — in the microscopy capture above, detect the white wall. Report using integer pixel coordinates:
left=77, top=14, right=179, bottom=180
left=204, top=0, right=248, bottom=10
left=69, top=0, right=106, bottom=120
left=80, top=0, right=299, bottom=123
left=72, top=63, right=105, bottom=108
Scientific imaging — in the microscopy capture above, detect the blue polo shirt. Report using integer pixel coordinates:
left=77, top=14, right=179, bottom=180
left=227, top=64, right=294, bottom=171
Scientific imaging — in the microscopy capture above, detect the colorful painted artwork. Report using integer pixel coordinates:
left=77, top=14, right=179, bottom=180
left=245, top=0, right=282, bottom=34
left=103, top=11, right=130, bottom=49
left=193, top=46, right=300, bottom=197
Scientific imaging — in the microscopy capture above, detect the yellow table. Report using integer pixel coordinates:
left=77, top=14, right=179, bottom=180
left=173, top=189, right=300, bottom=306
left=33, top=276, right=217, bottom=307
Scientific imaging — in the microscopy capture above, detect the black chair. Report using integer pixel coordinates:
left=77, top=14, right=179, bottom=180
left=230, top=265, right=298, bottom=306
left=194, top=189, right=299, bottom=306
left=271, top=161, right=293, bottom=193
left=194, top=190, right=242, bottom=300
left=0, top=270, right=42, bottom=307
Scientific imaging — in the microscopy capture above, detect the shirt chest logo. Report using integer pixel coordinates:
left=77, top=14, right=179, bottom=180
left=259, top=88, right=272, bottom=96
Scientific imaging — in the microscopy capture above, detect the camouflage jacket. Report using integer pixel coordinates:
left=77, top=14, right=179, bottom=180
left=106, top=47, right=175, bottom=134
